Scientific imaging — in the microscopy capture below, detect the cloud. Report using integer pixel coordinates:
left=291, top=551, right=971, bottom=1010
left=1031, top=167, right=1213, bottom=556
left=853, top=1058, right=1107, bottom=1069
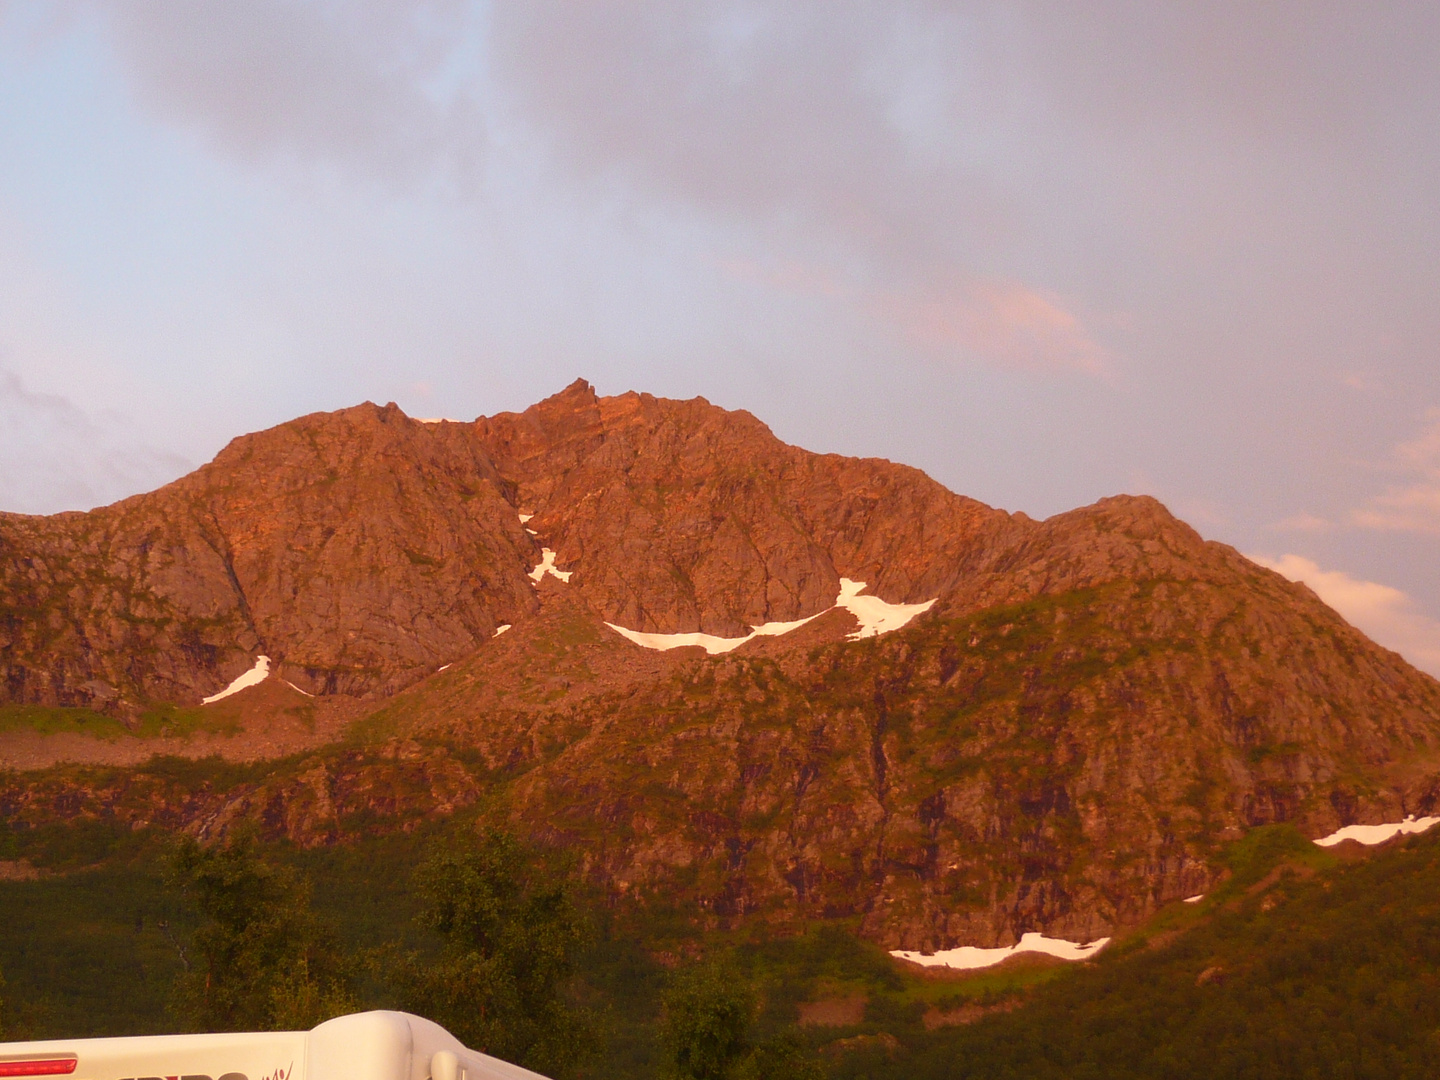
left=1394, top=408, right=1440, bottom=470
left=90, top=0, right=486, bottom=184
left=878, top=280, right=1112, bottom=376
left=1166, top=497, right=1229, bottom=530
left=1248, top=552, right=1440, bottom=678
left=1354, top=488, right=1440, bottom=534
left=490, top=3, right=908, bottom=217
left=1269, top=512, right=1332, bottom=532
left=1353, top=407, right=1440, bottom=535
left=489, top=3, right=1117, bottom=374
left=0, top=371, right=191, bottom=514
left=721, top=257, right=1110, bottom=375
left=717, top=256, right=849, bottom=300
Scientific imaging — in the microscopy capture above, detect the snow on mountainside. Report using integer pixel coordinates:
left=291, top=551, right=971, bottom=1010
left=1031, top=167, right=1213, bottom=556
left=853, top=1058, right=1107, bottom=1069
left=605, top=578, right=935, bottom=654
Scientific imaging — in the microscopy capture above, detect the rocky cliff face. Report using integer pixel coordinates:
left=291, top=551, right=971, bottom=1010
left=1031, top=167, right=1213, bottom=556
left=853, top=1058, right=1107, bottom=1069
left=0, top=379, right=1021, bottom=704
left=355, top=518, right=1440, bottom=949
left=1, top=403, right=539, bottom=705
left=3, top=380, right=1440, bottom=951
left=473, top=381, right=1010, bottom=635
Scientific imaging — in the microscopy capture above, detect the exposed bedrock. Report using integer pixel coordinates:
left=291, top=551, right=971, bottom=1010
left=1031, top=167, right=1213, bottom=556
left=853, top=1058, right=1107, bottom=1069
left=3, top=380, right=1440, bottom=949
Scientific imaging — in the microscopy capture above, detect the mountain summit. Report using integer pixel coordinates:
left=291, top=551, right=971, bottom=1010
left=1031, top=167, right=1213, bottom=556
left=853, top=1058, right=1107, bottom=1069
left=3, top=381, right=1439, bottom=948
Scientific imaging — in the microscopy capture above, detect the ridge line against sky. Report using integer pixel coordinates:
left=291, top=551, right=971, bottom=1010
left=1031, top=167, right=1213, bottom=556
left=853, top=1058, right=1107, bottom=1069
left=0, top=1, right=1437, bottom=671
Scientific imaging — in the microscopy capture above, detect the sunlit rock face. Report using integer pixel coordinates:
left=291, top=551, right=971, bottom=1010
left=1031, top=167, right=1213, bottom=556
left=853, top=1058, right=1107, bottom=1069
left=4, top=380, right=1440, bottom=951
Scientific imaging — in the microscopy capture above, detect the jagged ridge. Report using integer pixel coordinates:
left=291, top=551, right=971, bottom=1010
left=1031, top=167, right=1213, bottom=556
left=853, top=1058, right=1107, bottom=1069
left=3, top=380, right=1440, bottom=950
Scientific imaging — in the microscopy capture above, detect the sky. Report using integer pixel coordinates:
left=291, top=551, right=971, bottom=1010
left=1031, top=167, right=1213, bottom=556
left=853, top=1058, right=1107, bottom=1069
left=0, top=1, right=1437, bottom=675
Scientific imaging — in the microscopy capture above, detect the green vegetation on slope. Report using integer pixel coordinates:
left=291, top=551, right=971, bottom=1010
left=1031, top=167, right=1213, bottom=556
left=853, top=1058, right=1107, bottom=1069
left=387, top=831, right=595, bottom=1078
left=169, top=828, right=359, bottom=1032
left=833, top=825, right=1440, bottom=1080
left=0, top=824, right=190, bottom=1037
left=5, top=819, right=1440, bottom=1078
left=0, top=703, right=242, bottom=740
left=0, top=705, right=132, bottom=740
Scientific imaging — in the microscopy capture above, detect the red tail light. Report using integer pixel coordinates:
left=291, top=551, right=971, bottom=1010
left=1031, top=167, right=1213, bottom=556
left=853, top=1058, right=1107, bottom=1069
left=0, top=1060, right=79, bottom=1077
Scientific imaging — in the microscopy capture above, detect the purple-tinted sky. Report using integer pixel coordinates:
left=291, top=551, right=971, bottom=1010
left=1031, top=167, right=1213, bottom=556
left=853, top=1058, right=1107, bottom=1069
left=1, top=2, right=1437, bottom=673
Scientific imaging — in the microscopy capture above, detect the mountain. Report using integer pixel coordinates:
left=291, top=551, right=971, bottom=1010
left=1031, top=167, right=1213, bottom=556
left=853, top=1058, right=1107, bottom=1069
left=3, top=379, right=1440, bottom=950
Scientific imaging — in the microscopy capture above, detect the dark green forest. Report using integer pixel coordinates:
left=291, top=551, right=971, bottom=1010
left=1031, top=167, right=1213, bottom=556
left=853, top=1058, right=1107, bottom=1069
left=4, top=791, right=1440, bottom=1079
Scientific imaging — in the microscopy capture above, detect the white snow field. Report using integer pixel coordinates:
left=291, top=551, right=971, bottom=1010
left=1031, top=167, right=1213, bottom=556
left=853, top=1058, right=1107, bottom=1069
left=1313, top=815, right=1440, bottom=847
left=202, top=655, right=271, bottom=704
left=528, top=549, right=572, bottom=583
left=835, top=577, right=937, bottom=639
left=891, top=932, right=1111, bottom=972
left=605, top=612, right=824, bottom=655
left=1183, top=894, right=1205, bottom=904
left=606, top=577, right=937, bottom=654
left=494, top=623, right=512, bottom=636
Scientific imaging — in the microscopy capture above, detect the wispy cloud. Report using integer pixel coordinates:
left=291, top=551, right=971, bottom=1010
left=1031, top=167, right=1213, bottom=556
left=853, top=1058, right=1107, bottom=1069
left=0, top=371, right=191, bottom=514
left=877, top=280, right=1112, bottom=376
left=1248, top=552, right=1440, bottom=678
left=721, top=256, right=1112, bottom=377
left=1353, top=407, right=1440, bottom=535
left=1269, top=512, right=1332, bottom=533
left=493, top=5, right=1124, bottom=379
left=717, top=256, right=848, bottom=301
left=92, top=0, right=486, bottom=185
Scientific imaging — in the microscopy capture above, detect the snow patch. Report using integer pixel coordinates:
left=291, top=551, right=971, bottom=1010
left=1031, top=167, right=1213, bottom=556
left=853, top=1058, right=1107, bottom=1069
left=203, top=656, right=271, bottom=704
left=606, top=611, right=824, bottom=656
left=518, top=513, right=533, bottom=523
left=836, top=578, right=937, bottom=639
left=891, top=932, right=1111, bottom=972
left=529, top=549, right=572, bottom=583
left=437, top=664, right=452, bottom=673
left=605, top=578, right=937, bottom=653
left=526, top=529, right=538, bottom=536
left=282, top=679, right=314, bottom=698
left=1313, top=815, right=1440, bottom=847
left=494, top=624, right=512, bottom=637
left=1183, top=894, right=1204, bottom=904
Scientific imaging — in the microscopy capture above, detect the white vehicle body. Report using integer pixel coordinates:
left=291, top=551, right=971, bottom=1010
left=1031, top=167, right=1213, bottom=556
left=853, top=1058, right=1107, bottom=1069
left=0, top=1011, right=548, bottom=1080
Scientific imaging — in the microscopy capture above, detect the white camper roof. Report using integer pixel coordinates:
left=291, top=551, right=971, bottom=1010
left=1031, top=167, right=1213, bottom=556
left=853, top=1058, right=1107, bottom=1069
left=0, top=1011, right=548, bottom=1080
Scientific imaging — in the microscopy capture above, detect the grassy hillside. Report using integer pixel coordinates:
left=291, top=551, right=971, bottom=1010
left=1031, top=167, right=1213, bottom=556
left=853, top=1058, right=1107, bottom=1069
left=0, top=819, right=438, bottom=1038
left=0, top=704, right=243, bottom=741
left=833, top=825, right=1440, bottom=1080
left=5, top=818, right=1440, bottom=1079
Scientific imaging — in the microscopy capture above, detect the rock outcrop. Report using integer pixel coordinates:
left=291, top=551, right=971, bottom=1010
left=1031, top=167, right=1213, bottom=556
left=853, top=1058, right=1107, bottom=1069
left=1, top=403, right=538, bottom=704
left=4, top=380, right=1440, bottom=950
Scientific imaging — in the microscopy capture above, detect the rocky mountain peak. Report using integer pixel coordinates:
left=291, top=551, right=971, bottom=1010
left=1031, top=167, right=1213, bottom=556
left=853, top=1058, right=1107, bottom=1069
left=4, top=384, right=1440, bottom=953
left=0, top=387, right=1419, bottom=707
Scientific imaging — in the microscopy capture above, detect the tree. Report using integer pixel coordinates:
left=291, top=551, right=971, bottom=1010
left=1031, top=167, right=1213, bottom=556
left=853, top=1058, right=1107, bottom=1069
left=733, top=1034, right=825, bottom=1080
left=169, top=828, right=356, bottom=1032
left=660, top=960, right=755, bottom=1080
left=661, top=959, right=826, bottom=1080
left=391, top=830, right=592, bottom=1078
